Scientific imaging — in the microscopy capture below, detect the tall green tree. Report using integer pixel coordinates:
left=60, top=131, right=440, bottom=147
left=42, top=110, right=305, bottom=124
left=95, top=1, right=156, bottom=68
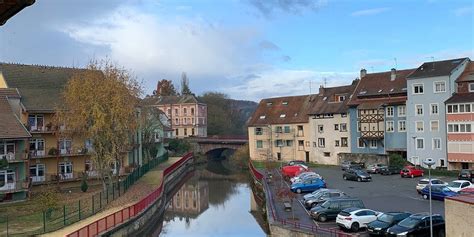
left=181, top=72, right=193, bottom=95
left=56, top=60, right=141, bottom=191
left=155, top=79, right=178, bottom=96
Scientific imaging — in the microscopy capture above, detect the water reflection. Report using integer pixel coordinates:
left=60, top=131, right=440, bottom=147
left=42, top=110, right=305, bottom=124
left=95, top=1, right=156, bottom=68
left=160, top=166, right=267, bottom=237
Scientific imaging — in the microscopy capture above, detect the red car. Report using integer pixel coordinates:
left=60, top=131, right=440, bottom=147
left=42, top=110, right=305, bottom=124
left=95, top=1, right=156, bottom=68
left=400, top=166, right=424, bottom=178
left=282, top=165, right=308, bottom=178
left=459, top=187, right=474, bottom=195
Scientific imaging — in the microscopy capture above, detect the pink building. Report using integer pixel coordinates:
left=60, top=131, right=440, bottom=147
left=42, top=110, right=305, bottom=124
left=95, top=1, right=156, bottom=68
left=446, top=62, right=474, bottom=170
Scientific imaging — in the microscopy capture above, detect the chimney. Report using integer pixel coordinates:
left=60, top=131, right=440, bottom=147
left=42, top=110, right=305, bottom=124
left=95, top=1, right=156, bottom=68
left=390, top=68, right=396, bottom=81
left=319, top=85, right=324, bottom=96
left=360, top=68, right=367, bottom=78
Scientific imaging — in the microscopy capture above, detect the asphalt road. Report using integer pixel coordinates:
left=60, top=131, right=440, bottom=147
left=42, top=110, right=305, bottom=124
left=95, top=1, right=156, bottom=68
left=291, top=166, right=456, bottom=235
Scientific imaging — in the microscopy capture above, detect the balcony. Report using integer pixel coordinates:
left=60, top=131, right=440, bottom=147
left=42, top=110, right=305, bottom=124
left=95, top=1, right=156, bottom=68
left=360, top=131, right=384, bottom=139
left=0, top=153, right=28, bottom=163
left=359, top=114, right=384, bottom=123
left=29, top=148, right=89, bottom=159
left=0, top=180, right=29, bottom=194
left=27, top=124, right=56, bottom=134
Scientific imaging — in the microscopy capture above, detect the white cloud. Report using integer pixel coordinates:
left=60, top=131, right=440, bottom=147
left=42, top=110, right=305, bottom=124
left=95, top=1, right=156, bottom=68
left=351, top=7, right=390, bottom=17
left=222, top=68, right=357, bottom=101
left=453, top=6, right=472, bottom=16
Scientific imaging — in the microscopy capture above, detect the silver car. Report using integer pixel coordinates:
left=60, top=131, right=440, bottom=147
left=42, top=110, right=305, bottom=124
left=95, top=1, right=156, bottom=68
left=303, top=189, right=347, bottom=209
left=415, top=178, right=446, bottom=193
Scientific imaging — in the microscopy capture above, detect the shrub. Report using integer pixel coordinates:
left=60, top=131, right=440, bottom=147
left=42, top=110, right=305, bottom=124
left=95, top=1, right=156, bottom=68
left=81, top=173, right=89, bottom=192
left=389, top=154, right=407, bottom=168
left=48, top=147, right=58, bottom=156
left=168, top=139, right=191, bottom=155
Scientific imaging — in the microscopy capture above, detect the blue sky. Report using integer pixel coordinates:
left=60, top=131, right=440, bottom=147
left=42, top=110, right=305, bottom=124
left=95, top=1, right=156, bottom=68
left=0, top=0, right=472, bottom=101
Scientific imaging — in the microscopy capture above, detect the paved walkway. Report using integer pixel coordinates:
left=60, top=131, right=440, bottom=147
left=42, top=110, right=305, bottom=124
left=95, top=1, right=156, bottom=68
left=41, top=157, right=181, bottom=237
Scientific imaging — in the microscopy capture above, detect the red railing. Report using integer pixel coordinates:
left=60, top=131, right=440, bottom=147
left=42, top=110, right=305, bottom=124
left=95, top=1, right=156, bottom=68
left=262, top=169, right=356, bottom=237
left=249, top=161, right=264, bottom=180
left=66, top=153, right=194, bottom=237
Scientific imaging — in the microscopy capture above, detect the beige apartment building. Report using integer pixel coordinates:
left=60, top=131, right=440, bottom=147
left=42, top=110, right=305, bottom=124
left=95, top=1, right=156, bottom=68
left=247, top=95, right=314, bottom=162
left=308, top=83, right=357, bottom=165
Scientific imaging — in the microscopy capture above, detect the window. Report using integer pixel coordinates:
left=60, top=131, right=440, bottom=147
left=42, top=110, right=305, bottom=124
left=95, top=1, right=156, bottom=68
left=277, top=152, right=281, bottom=160
left=282, top=101, right=288, bottom=105
left=386, top=121, right=394, bottom=132
left=28, top=114, right=44, bottom=131
left=275, top=126, right=283, bottom=133
left=430, top=103, right=439, bottom=115
left=335, top=140, right=340, bottom=147
left=318, top=138, right=325, bottom=148
left=398, top=120, right=406, bottom=132
left=191, top=128, right=195, bottom=136
left=266, top=102, right=272, bottom=106
left=279, top=114, right=286, bottom=118
left=416, top=121, right=424, bottom=132
left=256, top=140, right=263, bottom=148
left=416, top=104, right=423, bottom=116
left=58, top=162, right=73, bottom=180
left=313, top=142, right=317, bottom=147
left=175, top=129, right=179, bottom=136
left=275, top=140, right=283, bottom=147
left=324, top=152, right=330, bottom=157
left=340, top=123, right=347, bottom=132
left=184, top=128, right=187, bottom=136
left=191, top=108, right=195, bottom=115
left=318, top=125, right=324, bottom=133
left=259, top=115, right=266, bottom=119
left=470, top=83, right=474, bottom=92
left=334, top=124, right=339, bottom=131
left=386, top=107, right=394, bottom=117
left=448, top=123, right=472, bottom=133
left=255, top=127, right=263, bottom=135
left=341, top=113, right=347, bottom=117
left=183, top=108, right=187, bottom=115
left=341, top=137, right=348, bottom=147
left=430, top=120, right=439, bottom=131
left=59, top=139, right=72, bottom=155
left=29, top=139, right=45, bottom=156
left=434, top=81, right=446, bottom=93
left=370, top=140, right=377, bottom=149
left=286, top=140, right=293, bottom=146
left=175, top=108, right=179, bottom=116
left=416, top=138, right=424, bottom=150
left=29, top=164, right=45, bottom=182
left=175, top=118, right=179, bottom=125
left=357, top=138, right=365, bottom=148
left=284, top=126, right=290, bottom=133
left=413, top=83, right=424, bottom=94
left=433, top=138, right=441, bottom=150
left=298, top=140, right=304, bottom=150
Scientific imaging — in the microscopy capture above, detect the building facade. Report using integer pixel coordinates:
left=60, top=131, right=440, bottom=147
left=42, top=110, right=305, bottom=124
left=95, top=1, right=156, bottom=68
left=247, top=95, right=314, bottom=162
left=445, top=61, right=474, bottom=170
left=149, top=95, right=207, bottom=138
left=308, top=83, right=356, bottom=165
left=406, top=58, right=470, bottom=168
left=348, top=68, right=415, bottom=157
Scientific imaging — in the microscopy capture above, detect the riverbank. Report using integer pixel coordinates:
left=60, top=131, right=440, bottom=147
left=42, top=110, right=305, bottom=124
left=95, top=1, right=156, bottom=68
left=41, top=157, right=181, bottom=237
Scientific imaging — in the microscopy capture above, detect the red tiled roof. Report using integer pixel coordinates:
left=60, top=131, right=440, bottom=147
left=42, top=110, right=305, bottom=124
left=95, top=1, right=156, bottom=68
left=308, top=82, right=357, bottom=115
left=457, top=61, right=474, bottom=82
left=348, top=68, right=416, bottom=107
left=0, top=96, right=30, bottom=139
left=248, top=95, right=314, bottom=126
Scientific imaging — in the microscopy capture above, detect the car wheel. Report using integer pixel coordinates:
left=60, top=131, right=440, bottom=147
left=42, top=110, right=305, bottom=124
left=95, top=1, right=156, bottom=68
left=343, top=176, right=347, bottom=180
left=318, top=214, right=327, bottom=222
left=423, top=194, right=428, bottom=199
left=411, top=174, right=414, bottom=178
left=357, top=177, right=362, bottom=182
left=351, top=222, right=359, bottom=232
left=296, top=188, right=302, bottom=194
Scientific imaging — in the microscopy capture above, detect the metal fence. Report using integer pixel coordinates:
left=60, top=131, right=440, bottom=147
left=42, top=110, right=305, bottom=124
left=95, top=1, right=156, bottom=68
left=0, top=153, right=169, bottom=237
left=66, top=152, right=194, bottom=237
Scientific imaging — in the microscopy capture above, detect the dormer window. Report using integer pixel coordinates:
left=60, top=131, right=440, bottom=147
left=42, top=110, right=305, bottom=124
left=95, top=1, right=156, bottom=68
left=280, top=114, right=286, bottom=118
left=266, top=102, right=273, bottom=106
left=390, top=88, right=394, bottom=92
left=378, top=89, right=383, bottom=93
left=359, top=91, right=367, bottom=95
left=323, top=97, right=327, bottom=101
left=337, top=95, right=345, bottom=102
left=259, top=115, right=266, bottom=119
left=282, top=101, right=288, bottom=105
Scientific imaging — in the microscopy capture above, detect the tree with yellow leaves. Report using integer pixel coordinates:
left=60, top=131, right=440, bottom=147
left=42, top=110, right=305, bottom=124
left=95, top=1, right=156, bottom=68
left=56, top=60, right=141, bottom=191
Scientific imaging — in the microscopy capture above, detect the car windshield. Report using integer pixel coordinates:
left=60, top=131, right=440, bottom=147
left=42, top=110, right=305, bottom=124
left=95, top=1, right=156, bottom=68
left=448, top=182, right=461, bottom=188
left=419, top=180, right=429, bottom=184
left=356, top=170, right=368, bottom=175
left=398, top=217, right=420, bottom=228
left=441, top=187, right=452, bottom=192
left=377, top=214, right=394, bottom=223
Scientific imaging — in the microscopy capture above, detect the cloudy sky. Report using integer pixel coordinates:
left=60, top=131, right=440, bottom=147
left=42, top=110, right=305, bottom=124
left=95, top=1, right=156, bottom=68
left=0, top=0, right=472, bottom=101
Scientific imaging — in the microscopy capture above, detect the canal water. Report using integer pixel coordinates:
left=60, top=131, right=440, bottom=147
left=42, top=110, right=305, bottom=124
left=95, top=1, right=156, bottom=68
left=148, top=159, right=268, bottom=237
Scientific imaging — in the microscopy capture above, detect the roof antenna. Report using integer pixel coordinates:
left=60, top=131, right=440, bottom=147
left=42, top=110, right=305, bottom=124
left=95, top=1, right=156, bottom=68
left=393, top=57, right=397, bottom=69
left=323, top=77, right=327, bottom=88
left=309, top=80, right=312, bottom=94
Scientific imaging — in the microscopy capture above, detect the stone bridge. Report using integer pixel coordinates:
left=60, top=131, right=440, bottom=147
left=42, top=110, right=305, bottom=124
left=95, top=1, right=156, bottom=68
left=186, top=135, right=248, bottom=157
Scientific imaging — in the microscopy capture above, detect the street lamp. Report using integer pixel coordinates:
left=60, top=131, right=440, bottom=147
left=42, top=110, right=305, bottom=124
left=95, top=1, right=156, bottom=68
left=423, top=158, right=436, bottom=237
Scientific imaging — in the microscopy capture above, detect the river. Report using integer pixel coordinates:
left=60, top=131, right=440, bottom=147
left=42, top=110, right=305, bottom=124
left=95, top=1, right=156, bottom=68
left=145, top=159, right=269, bottom=237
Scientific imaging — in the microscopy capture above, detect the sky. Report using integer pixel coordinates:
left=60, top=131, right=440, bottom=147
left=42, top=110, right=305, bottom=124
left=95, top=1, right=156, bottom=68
left=0, top=0, right=472, bottom=101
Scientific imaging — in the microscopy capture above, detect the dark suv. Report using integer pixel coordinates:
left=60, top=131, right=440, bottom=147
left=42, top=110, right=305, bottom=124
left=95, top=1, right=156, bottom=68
left=366, top=212, right=411, bottom=236
left=458, top=169, right=473, bottom=182
left=343, top=169, right=372, bottom=182
left=310, top=197, right=365, bottom=222
left=386, top=213, right=445, bottom=237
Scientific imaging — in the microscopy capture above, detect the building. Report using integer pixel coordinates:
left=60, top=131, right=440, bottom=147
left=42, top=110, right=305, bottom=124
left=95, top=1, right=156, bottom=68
left=0, top=88, right=31, bottom=201
left=347, top=68, right=415, bottom=157
left=167, top=180, right=209, bottom=218
left=145, top=95, right=207, bottom=138
left=247, top=95, right=314, bottom=162
left=445, top=194, right=474, bottom=237
left=445, top=61, right=474, bottom=170
left=406, top=58, right=470, bottom=168
left=307, top=82, right=357, bottom=165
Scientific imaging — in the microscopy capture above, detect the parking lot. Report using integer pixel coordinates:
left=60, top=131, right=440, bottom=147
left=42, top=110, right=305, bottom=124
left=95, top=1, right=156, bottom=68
left=285, top=166, right=456, bottom=235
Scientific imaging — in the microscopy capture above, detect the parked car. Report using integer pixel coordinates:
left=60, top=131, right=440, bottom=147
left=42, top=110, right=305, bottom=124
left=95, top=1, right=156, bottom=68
left=459, top=187, right=474, bottom=194
left=285, top=160, right=308, bottom=169
left=420, top=185, right=458, bottom=201
left=366, top=212, right=412, bottom=236
left=310, top=197, right=365, bottom=222
left=400, top=166, right=424, bottom=178
left=291, top=172, right=322, bottom=183
left=379, top=166, right=401, bottom=175
left=366, top=164, right=386, bottom=174
left=458, top=169, right=474, bottom=182
left=281, top=165, right=308, bottom=178
left=416, top=179, right=447, bottom=193
left=304, top=189, right=347, bottom=209
left=336, top=208, right=380, bottom=232
left=290, top=178, right=326, bottom=193
left=386, top=213, right=445, bottom=237
left=446, top=180, right=474, bottom=192
left=290, top=171, right=314, bottom=183
left=343, top=169, right=372, bottom=182
left=341, top=161, right=365, bottom=171
left=303, top=188, right=329, bottom=201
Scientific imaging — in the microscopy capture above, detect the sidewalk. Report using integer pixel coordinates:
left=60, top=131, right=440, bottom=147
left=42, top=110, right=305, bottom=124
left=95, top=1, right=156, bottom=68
left=41, top=157, right=181, bottom=237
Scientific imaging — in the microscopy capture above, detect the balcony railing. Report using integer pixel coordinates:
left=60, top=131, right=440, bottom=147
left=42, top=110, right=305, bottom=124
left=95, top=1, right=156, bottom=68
left=0, top=153, right=28, bottom=163
left=29, top=148, right=89, bottom=158
left=0, top=180, right=29, bottom=194
left=360, top=131, right=384, bottom=139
